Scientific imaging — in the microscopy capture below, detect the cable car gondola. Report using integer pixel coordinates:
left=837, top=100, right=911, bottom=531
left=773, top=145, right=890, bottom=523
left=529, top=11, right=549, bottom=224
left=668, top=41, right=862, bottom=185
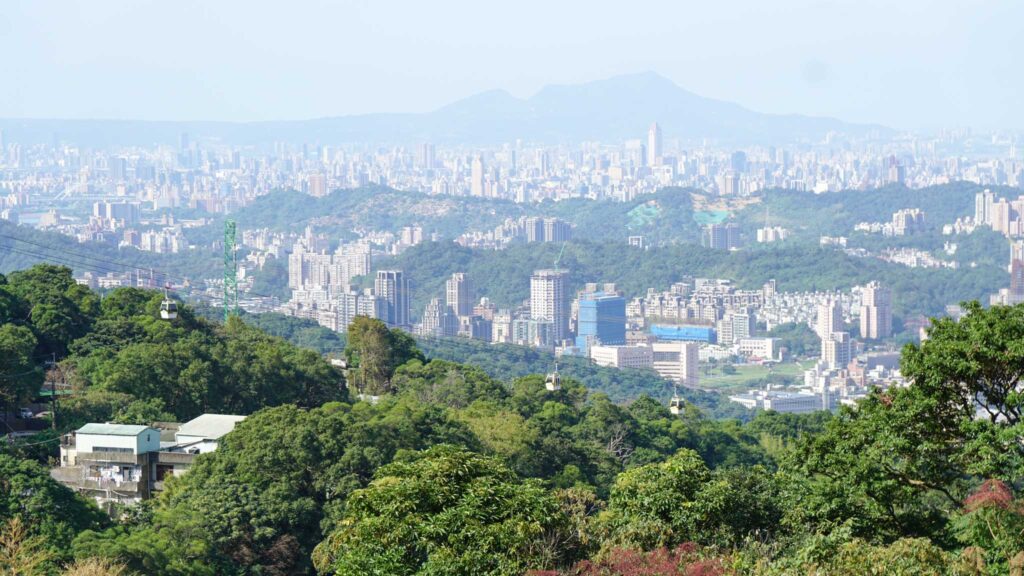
left=160, top=285, right=178, bottom=320
left=545, top=360, right=561, bottom=392
left=668, top=385, right=684, bottom=415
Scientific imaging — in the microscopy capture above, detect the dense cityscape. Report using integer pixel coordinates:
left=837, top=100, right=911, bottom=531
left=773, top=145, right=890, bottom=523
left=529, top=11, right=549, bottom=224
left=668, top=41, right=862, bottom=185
left=4, top=2, right=1024, bottom=574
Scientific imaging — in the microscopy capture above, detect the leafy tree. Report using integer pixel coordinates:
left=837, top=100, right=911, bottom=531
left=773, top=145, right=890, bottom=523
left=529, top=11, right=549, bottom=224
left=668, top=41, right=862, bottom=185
left=345, top=316, right=424, bottom=395
left=0, top=324, right=42, bottom=407
left=902, top=301, right=1024, bottom=425
left=313, top=444, right=575, bottom=576
left=597, top=449, right=781, bottom=551
left=789, top=386, right=966, bottom=543
left=0, top=455, right=107, bottom=562
left=5, top=265, right=99, bottom=356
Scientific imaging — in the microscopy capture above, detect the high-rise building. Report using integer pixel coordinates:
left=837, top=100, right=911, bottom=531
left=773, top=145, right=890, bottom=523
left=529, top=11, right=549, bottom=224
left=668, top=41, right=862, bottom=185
left=308, top=173, right=327, bottom=198
left=647, top=122, right=662, bottom=166
left=524, top=217, right=544, bottom=243
left=446, top=272, right=473, bottom=317
left=1011, top=260, right=1024, bottom=301
left=419, top=143, right=435, bottom=171
left=892, top=208, right=925, bottom=235
left=703, top=223, right=741, bottom=250
left=375, top=270, right=410, bottom=329
left=976, top=189, right=996, bottom=225
left=421, top=297, right=458, bottom=337
left=470, top=156, right=485, bottom=197
left=575, top=291, right=627, bottom=350
left=815, top=298, right=843, bottom=339
left=717, top=308, right=754, bottom=346
left=530, top=269, right=569, bottom=344
left=543, top=218, right=572, bottom=242
left=109, top=157, right=128, bottom=182
left=730, top=150, right=748, bottom=173
left=821, top=331, right=852, bottom=369
left=859, top=281, right=892, bottom=340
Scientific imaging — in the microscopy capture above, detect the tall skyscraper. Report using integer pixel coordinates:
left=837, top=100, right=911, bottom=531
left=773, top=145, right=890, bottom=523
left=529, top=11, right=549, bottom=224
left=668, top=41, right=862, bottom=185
left=815, top=298, right=843, bottom=339
left=375, top=270, right=410, bottom=328
left=730, top=150, right=748, bottom=173
left=446, top=272, right=473, bottom=317
left=859, top=281, right=892, bottom=340
left=470, top=156, right=485, bottom=197
left=419, top=143, right=435, bottom=171
left=976, top=189, right=996, bottom=225
left=647, top=122, right=662, bottom=166
left=530, top=269, right=569, bottom=344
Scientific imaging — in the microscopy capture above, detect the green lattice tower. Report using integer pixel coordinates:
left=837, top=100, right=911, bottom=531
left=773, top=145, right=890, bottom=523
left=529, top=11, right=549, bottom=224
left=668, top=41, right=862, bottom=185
left=224, top=219, right=238, bottom=321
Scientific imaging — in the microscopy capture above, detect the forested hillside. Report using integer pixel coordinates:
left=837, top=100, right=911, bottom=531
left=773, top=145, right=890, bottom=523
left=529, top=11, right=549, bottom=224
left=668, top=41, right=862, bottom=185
left=373, top=239, right=1006, bottom=333
left=223, top=185, right=701, bottom=243
left=4, top=264, right=1024, bottom=574
left=733, top=181, right=1003, bottom=238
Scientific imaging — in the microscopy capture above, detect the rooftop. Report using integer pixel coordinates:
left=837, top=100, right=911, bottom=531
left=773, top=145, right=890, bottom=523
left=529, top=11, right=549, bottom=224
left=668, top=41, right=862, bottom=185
left=77, top=423, right=153, bottom=437
left=176, top=414, right=246, bottom=441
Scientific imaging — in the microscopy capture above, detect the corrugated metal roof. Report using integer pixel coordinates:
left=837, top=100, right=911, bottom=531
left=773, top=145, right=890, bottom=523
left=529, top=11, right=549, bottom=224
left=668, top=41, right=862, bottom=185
left=176, top=414, right=246, bottom=441
left=77, top=423, right=152, bottom=436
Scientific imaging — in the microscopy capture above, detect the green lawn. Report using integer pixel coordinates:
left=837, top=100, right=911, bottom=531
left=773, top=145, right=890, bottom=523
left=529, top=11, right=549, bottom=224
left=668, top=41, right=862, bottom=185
left=697, top=361, right=806, bottom=392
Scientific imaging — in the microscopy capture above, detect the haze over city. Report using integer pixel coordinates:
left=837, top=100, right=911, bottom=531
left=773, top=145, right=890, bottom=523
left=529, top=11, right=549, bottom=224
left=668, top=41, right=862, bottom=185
left=4, top=3, right=1024, bottom=575
left=2, top=0, right=1021, bottom=130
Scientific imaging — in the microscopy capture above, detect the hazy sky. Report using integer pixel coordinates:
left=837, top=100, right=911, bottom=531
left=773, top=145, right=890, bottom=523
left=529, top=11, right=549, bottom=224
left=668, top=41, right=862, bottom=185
left=2, top=1, right=1019, bottom=131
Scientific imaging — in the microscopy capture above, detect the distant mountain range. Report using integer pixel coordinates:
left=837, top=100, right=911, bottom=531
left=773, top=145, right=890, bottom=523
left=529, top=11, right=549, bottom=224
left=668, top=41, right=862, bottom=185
left=0, top=72, right=890, bottom=146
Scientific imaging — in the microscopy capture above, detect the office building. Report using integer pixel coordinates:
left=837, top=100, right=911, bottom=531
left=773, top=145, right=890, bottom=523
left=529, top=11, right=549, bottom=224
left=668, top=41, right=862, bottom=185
left=647, top=122, right=662, bottom=166
left=575, top=290, right=627, bottom=350
left=651, top=341, right=699, bottom=387
left=737, top=337, right=780, bottom=361
left=375, top=270, right=410, bottom=328
left=530, top=269, right=570, bottom=344
left=590, top=344, right=654, bottom=369
left=859, top=281, right=892, bottom=339
left=471, top=156, right=485, bottom=197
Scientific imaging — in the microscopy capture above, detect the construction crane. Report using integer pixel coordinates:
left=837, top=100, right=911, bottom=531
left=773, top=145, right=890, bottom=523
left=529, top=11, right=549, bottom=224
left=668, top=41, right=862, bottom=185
left=224, top=219, right=238, bottom=321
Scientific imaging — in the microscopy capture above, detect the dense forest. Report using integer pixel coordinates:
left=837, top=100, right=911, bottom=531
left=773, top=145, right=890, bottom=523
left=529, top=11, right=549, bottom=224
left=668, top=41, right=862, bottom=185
left=4, top=264, right=1024, bottom=574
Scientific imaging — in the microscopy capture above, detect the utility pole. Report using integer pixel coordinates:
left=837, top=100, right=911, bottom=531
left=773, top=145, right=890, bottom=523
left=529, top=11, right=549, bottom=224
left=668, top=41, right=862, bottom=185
left=224, top=219, right=238, bottom=322
left=48, top=353, right=59, bottom=430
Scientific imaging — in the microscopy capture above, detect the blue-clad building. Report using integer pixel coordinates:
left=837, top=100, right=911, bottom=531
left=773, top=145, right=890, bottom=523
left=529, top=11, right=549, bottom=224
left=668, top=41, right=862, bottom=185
left=575, top=292, right=626, bottom=350
left=649, top=324, right=717, bottom=344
